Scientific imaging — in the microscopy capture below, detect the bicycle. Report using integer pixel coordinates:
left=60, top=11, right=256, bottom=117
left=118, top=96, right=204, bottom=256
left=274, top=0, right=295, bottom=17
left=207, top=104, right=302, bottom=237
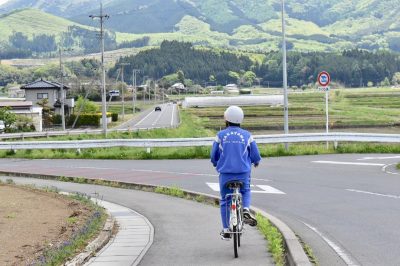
left=225, top=181, right=244, bottom=258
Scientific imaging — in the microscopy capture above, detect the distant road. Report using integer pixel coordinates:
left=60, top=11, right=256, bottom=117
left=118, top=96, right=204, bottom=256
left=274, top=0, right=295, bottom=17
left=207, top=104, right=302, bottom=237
left=115, top=103, right=179, bottom=130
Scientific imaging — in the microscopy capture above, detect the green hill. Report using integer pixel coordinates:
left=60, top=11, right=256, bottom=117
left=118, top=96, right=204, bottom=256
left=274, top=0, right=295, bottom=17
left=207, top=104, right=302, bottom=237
left=1, top=1, right=400, bottom=53
left=0, top=8, right=90, bottom=42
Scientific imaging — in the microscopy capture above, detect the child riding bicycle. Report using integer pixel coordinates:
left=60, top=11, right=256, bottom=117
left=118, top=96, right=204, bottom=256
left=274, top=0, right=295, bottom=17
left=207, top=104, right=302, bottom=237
left=210, top=106, right=261, bottom=240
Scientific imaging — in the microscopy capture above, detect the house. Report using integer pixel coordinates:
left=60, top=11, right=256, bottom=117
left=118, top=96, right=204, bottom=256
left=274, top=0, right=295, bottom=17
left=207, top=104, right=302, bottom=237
left=7, top=86, right=25, bottom=98
left=21, top=79, right=75, bottom=116
left=0, top=101, right=43, bottom=131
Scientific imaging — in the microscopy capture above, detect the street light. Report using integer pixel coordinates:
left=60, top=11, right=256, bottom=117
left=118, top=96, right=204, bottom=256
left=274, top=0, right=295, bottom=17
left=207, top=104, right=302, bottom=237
left=281, top=0, right=289, bottom=150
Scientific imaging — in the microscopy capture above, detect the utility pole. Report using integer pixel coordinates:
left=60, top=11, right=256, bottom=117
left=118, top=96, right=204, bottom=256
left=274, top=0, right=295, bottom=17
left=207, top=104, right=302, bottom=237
left=90, top=3, right=109, bottom=136
left=59, top=48, right=66, bottom=131
left=132, top=69, right=140, bottom=114
left=281, top=0, right=289, bottom=150
left=119, top=63, right=129, bottom=121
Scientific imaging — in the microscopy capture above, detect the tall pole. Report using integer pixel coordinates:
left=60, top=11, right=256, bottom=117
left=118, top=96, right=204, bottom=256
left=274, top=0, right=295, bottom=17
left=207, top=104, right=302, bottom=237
left=132, top=69, right=140, bottom=113
left=282, top=0, right=289, bottom=150
left=120, top=63, right=129, bottom=121
left=59, top=48, right=66, bottom=131
left=90, top=3, right=109, bottom=136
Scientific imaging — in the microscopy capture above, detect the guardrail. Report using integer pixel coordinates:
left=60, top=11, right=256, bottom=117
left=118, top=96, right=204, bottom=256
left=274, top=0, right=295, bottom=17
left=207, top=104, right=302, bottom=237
left=1, top=133, right=400, bottom=150
left=0, top=125, right=175, bottom=141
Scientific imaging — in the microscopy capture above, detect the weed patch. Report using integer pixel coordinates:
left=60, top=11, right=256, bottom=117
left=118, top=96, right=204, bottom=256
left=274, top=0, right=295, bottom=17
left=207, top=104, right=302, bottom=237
left=256, top=213, right=285, bottom=266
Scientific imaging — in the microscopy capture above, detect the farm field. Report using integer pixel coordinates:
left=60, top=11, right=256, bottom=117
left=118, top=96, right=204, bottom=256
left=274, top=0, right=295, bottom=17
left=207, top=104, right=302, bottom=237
left=184, top=88, right=400, bottom=134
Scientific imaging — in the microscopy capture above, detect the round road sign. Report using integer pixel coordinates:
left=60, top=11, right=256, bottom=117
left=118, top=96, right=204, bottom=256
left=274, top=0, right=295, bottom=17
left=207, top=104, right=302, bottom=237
left=318, top=71, right=331, bottom=87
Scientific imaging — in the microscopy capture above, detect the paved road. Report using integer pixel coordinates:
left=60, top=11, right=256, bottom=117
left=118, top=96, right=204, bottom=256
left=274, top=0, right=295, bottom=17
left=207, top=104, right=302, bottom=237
left=1, top=154, right=400, bottom=265
left=0, top=176, right=273, bottom=266
left=115, top=103, right=179, bottom=130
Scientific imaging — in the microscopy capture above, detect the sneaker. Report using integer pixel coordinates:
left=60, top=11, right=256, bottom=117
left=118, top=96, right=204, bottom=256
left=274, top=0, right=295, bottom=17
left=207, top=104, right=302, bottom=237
left=220, top=229, right=231, bottom=240
left=243, top=208, right=257, bottom=227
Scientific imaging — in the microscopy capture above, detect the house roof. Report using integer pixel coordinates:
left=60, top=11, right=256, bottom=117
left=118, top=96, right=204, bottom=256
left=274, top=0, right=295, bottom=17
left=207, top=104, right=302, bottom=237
left=0, top=101, right=33, bottom=109
left=21, top=79, right=70, bottom=90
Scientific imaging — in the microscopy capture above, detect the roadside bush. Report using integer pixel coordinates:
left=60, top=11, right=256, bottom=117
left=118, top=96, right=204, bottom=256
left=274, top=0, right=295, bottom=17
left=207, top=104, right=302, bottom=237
left=111, top=113, right=118, bottom=122
left=67, top=114, right=102, bottom=127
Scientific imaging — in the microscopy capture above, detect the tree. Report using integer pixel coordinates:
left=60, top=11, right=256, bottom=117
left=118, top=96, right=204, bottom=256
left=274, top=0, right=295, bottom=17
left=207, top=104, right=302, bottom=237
left=177, top=70, right=185, bottom=84
left=75, top=96, right=98, bottom=113
left=242, top=71, right=257, bottom=87
left=0, top=107, right=17, bottom=131
left=392, top=72, right=400, bottom=85
left=381, top=77, right=391, bottom=87
left=37, top=99, right=54, bottom=128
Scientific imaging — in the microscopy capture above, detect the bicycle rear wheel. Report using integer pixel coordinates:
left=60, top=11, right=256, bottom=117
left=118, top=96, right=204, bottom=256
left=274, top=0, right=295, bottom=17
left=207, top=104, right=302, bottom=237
left=233, top=225, right=239, bottom=258
left=237, top=209, right=241, bottom=247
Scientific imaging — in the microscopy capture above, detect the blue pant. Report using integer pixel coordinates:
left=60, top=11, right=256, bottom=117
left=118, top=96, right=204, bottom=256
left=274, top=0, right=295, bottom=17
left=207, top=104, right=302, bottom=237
left=219, top=173, right=251, bottom=229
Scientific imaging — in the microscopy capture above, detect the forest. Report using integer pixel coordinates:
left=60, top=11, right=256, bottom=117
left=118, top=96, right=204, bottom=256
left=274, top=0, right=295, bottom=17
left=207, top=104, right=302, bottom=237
left=114, top=41, right=400, bottom=87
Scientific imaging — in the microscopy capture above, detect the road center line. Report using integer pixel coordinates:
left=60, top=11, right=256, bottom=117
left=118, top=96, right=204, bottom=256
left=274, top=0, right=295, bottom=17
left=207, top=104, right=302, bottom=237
left=346, top=189, right=400, bottom=199
left=358, top=156, right=400, bottom=161
left=152, top=108, right=164, bottom=126
left=312, top=161, right=385, bottom=166
left=171, top=104, right=175, bottom=126
left=302, top=222, right=359, bottom=266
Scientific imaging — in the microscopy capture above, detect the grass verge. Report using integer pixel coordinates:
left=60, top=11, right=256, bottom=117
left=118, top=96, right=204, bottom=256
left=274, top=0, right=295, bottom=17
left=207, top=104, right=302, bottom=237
left=36, top=192, right=107, bottom=265
left=256, top=213, right=285, bottom=266
left=2, top=142, right=400, bottom=160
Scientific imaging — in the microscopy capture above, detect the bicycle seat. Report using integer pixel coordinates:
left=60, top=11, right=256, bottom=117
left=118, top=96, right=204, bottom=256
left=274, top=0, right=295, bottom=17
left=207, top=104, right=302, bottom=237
left=226, top=181, right=243, bottom=189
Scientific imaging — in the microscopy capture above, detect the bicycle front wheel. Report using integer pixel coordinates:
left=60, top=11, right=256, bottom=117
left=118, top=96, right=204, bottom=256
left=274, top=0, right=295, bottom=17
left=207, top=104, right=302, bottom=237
left=233, top=225, right=239, bottom=258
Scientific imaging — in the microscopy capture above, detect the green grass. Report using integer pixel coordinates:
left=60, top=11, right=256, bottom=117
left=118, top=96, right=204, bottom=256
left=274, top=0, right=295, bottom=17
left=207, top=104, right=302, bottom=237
left=155, top=186, right=185, bottom=198
left=256, top=213, right=285, bottom=266
left=397, top=163, right=400, bottom=170
left=187, top=89, right=400, bottom=131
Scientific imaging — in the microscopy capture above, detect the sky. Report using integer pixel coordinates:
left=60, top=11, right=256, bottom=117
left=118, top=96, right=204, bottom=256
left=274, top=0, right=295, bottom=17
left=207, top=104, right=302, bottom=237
left=0, top=0, right=9, bottom=6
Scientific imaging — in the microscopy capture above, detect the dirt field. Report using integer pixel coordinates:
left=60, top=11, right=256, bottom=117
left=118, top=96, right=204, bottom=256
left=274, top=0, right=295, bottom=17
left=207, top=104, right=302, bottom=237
left=0, top=184, right=94, bottom=265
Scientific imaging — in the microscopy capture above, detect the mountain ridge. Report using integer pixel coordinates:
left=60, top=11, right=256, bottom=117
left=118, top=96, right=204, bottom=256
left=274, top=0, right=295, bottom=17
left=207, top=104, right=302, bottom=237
left=0, top=1, right=399, bottom=53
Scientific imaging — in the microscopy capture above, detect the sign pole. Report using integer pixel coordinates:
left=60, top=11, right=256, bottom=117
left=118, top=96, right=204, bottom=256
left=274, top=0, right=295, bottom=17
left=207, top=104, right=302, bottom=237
left=318, top=71, right=331, bottom=149
left=326, top=90, right=329, bottom=149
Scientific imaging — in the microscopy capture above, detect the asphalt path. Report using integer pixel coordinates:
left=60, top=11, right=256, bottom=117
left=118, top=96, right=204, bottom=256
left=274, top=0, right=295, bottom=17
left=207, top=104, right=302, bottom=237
left=1, top=154, right=400, bottom=265
left=0, top=176, right=273, bottom=266
left=115, top=103, right=178, bottom=130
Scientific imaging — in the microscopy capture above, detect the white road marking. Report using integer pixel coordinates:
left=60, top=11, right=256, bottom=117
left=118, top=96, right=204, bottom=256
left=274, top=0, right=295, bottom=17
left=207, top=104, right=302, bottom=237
left=358, top=155, right=400, bottom=161
left=152, top=108, right=164, bottom=126
left=382, top=163, right=400, bottom=175
left=134, top=110, right=155, bottom=127
left=171, top=104, right=175, bottom=126
left=302, top=222, right=359, bottom=266
left=312, top=161, right=385, bottom=166
left=346, top=189, right=400, bottom=199
left=256, top=185, right=285, bottom=194
left=206, top=182, right=285, bottom=194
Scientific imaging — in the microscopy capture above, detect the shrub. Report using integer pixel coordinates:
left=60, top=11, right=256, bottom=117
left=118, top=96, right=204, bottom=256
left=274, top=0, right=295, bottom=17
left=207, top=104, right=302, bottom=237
left=67, top=114, right=102, bottom=127
left=111, top=113, right=118, bottom=122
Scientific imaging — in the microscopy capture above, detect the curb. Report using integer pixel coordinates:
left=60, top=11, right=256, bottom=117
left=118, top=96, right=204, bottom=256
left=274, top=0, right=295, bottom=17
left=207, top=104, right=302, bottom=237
left=0, top=170, right=312, bottom=266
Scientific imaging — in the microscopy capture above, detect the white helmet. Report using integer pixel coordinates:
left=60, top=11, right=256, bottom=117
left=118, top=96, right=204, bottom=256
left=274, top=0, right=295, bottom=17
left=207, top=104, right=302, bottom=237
left=224, top=106, right=244, bottom=124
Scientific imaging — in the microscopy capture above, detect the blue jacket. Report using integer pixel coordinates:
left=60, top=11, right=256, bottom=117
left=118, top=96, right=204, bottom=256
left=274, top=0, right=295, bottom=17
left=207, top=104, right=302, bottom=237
left=211, top=126, right=261, bottom=174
